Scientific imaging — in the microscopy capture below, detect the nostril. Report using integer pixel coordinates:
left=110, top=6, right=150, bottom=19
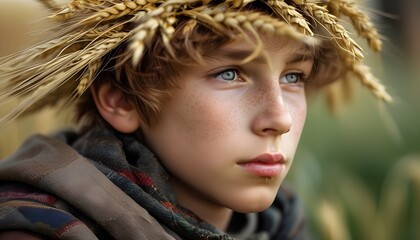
left=262, top=127, right=290, bottom=135
left=262, top=128, right=275, bottom=134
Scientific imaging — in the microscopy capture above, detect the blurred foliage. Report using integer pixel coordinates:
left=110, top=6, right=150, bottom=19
left=0, top=1, right=419, bottom=240
left=289, top=0, right=420, bottom=239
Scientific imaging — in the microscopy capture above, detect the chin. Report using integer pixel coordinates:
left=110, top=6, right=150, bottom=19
left=229, top=189, right=277, bottom=213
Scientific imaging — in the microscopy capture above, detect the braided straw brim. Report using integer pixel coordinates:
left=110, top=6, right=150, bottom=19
left=0, top=0, right=391, bottom=125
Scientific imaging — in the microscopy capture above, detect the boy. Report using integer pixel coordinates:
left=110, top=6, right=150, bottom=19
left=0, top=0, right=391, bottom=239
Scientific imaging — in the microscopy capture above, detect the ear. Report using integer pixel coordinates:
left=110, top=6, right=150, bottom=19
left=91, top=83, right=141, bottom=133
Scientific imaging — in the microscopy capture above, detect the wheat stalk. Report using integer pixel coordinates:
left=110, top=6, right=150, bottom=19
left=327, top=0, right=382, bottom=51
left=0, top=83, right=59, bottom=126
left=0, top=33, right=85, bottom=71
left=0, top=32, right=128, bottom=124
left=37, top=0, right=61, bottom=11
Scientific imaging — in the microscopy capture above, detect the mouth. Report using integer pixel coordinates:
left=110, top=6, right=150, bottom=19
left=237, top=153, right=286, bottom=177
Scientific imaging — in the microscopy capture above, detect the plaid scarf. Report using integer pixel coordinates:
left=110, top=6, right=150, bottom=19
left=0, top=128, right=308, bottom=239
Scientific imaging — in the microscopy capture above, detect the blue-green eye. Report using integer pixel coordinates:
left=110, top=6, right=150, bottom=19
left=215, top=69, right=238, bottom=81
left=281, top=72, right=304, bottom=84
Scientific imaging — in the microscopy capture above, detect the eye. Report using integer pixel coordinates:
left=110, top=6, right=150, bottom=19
left=280, top=72, right=305, bottom=84
left=214, top=69, right=238, bottom=82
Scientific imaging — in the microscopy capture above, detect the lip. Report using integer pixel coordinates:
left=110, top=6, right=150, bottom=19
left=238, top=153, right=286, bottom=177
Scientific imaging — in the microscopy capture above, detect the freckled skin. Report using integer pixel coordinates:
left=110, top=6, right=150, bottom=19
left=140, top=36, right=312, bottom=230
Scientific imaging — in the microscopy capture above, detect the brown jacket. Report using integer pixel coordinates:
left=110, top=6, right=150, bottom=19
left=0, top=134, right=176, bottom=240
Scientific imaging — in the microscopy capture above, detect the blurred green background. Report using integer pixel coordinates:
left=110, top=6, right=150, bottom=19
left=0, top=1, right=419, bottom=240
left=289, top=1, right=420, bottom=239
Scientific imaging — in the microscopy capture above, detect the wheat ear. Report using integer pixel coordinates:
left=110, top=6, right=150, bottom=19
left=76, top=60, right=102, bottom=96
left=129, top=17, right=160, bottom=65
left=208, top=8, right=264, bottom=63
left=352, top=64, right=392, bottom=102
left=129, top=0, right=204, bottom=65
left=84, top=24, right=125, bottom=38
left=301, top=3, right=364, bottom=61
left=80, top=1, right=150, bottom=25
left=327, top=0, right=382, bottom=51
left=185, top=6, right=317, bottom=64
left=50, top=0, right=105, bottom=20
left=297, top=2, right=391, bottom=102
left=198, top=8, right=315, bottom=44
left=267, top=0, right=313, bottom=36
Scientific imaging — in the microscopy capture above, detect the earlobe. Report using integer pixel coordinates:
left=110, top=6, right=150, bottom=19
left=91, top=84, right=140, bottom=133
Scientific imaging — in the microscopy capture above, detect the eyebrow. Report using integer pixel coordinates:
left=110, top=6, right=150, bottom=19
left=209, top=49, right=266, bottom=63
left=209, top=49, right=314, bottom=64
left=286, top=52, right=314, bottom=64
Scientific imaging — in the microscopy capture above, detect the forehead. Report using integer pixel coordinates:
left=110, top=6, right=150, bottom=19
left=259, top=33, right=310, bottom=53
left=206, top=33, right=316, bottom=64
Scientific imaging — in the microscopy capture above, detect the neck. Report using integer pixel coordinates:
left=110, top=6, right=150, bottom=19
left=172, top=179, right=233, bottom=231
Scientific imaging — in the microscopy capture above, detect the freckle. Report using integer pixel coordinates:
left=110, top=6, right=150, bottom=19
left=245, top=88, right=265, bottom=113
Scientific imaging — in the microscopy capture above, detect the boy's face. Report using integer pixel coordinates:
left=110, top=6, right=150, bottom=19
left=141, top=35, right=312, bottom=214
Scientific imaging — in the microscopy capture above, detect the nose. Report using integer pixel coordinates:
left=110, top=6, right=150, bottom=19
left=251, top=87, right=293, bottom=137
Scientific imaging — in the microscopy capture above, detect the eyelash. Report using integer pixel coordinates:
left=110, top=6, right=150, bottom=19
left=280, top=72, right=307, bottom=84
left=210, top=69, right=308, bottom=84
left=211, top=68, right=241, bottom=83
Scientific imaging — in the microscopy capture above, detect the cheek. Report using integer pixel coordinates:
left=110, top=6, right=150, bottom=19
left=175, top=92, right=241, bottom=144
left=282, top=94, right=307, bottom=152
left=147, top=91, right=243, bottom=165
left=287, top=93, right=307, bottom=132
left=292, top=104, right=307, bottom=135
